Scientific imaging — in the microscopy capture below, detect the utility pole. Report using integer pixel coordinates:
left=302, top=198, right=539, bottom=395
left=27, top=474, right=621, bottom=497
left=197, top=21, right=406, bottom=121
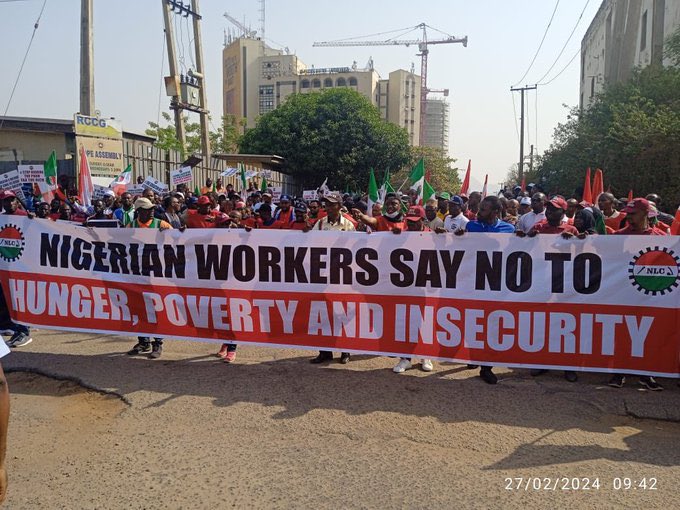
left=190, top=0, right=210, bottom=163
left=79, top=0, right=94, bottom=115
left=510, top=85, right=536, bottom=183
left=161, top=0, right=185, bottom=147
left=529, top=144, right=534, bottom=173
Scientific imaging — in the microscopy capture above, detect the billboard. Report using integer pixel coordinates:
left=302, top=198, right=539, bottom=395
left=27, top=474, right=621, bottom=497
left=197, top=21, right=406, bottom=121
left=76, top=136, right=124, bottom=178
left=73, top=114, right=123, bottom=139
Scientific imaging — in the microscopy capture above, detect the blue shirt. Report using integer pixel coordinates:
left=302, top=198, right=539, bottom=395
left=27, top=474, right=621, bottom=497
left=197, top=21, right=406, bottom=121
left=466, top=219, right=515, bottom=233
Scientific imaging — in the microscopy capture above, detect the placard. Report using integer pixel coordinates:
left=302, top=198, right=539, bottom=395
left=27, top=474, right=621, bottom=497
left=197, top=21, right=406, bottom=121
left=0, top=170, right=26, bottom=200
left=302, top=190, right=318, bottom=201
left=170, top=166, right=193, bottom=186
left=142, top=176, right=169, bottom=195
left=18, top=164, right=45, bottom=184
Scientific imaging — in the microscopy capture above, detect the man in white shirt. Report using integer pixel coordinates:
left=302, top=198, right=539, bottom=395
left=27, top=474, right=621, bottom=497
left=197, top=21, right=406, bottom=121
left=438, top=195, right=469, bottom=233
left=517, top=192, right=546, bottom=233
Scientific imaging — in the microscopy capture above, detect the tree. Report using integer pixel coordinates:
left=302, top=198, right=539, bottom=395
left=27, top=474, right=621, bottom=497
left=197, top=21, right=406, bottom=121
left=238, top=88, right=411, bottom=191
left=389, top=145, right=461, bottom=195
left=145, top=113, right=243, bottom=157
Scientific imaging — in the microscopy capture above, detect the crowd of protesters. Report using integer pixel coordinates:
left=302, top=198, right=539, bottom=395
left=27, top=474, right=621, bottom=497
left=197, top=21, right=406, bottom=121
left=0, top=175, right=677, bottom=391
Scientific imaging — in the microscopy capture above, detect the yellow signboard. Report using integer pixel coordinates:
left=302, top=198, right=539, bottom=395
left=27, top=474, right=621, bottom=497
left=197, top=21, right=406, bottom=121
left=74, top=114, right=123, bottom=139
left=76, top=136, right=124, bottom=178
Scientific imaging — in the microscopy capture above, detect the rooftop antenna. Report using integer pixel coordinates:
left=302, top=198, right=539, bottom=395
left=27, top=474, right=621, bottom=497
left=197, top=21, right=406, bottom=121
left=259, top=0, right=266, bottom=55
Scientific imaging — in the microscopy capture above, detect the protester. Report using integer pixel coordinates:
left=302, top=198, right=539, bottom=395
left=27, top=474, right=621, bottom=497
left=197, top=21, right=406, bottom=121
left=645, top=193, right=675, bottom=225
left=435, top=192, right=450, bottom=220
left=274, top=195, right=295, bottom=225
left=518, top=196, right=531, bottom=216
left=113, top=192, right=135, bottom=227
left=393, top=206, right=434, bottom=374
left=200, top=177, right=213, bottom=195
left=162, top=195, right=185, bottom=230
left=424, top=199, right=444, bottom=230
left=289, top=202, right=312, bottom=231
left=517, top=192, right=547, bottom=233
left=504, top=198, right=519, bottom=225
left=257, top=204, right=282, bottom=229
left=465, top=191, right=482, bottom=220
left=565, top=198, right=579, bottom=224
left=35, top=201, right=51, bottom=219
left=437, top=195, right=469, bottom=233
left=598, top=192, right=626, bottom=231
left=353, top=192, right=404, bottom=232
left=573, top=208, right=597, bottom=236
left=309, top=192, right=353, bottom=364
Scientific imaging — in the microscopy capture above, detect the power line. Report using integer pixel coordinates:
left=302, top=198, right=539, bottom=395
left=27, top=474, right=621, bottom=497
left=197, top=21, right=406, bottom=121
left=511, top=92, right=520, bottom=141
left=512, top=0, right=560, bottom=87
left=535, top=0, right=591, bottom=84
left=0, top=0, right=47, bottom=130
left=534, top=86, right=539, bottom=154
left=538, top=46, right=580, bottom=85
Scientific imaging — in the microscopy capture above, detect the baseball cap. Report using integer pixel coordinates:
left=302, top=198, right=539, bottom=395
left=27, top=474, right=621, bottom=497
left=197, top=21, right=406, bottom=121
left=548, top=197, right=568, bottom=210
left=103, top=189, right=116, bottom=197
left=448, top=195, right=464, bottom=205
left=520, top=197, right=531, bottom=206
left=436, top=191, right=451, bottom=200
left=405, top=205, right=426, bottom=221
left=0, top=190, right=17, bottom=200
left=323, top=192, right=343, bottom=203
left=134, top=197, right=154, bottom=210
left=648, top=202, right=659, bottom=218
left=197, top=196, right=211, bottom=205
left=294, top=201, right=308, bottom=213
left=235, top=201, right=246, bottom=209
left=279, top=194, right=291, bottom=202
left=623, top=198, right=651, bottom=214
left=262, top=191, right=272, bottom=197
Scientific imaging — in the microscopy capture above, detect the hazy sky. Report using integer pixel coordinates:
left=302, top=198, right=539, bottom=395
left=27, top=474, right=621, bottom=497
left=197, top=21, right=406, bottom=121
left=0, top=0, right=601, bottom=189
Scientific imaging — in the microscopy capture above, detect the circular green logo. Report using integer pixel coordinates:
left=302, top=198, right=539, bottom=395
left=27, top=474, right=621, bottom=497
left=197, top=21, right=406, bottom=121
left=629, top=247, right=680, bottom=296
left=0, top=224, right=25, bottom=262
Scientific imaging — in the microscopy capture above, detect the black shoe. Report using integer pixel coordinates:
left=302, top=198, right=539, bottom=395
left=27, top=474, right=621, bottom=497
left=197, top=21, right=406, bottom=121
left=530, top=369, right=548, bottom=377
left=148, top=342, right=162, bottom=359
left=466, top=364, right=479, bottom=369
left=127, top=341, right=151, bottom=355
left=564, top=371, right=578, bottom=383
left=480, top=367, right=497, bottom=385
left=310, top=352, right=333, bottom=364
left=339, top=352, right=350, bottom=364
left=639, top=376, right=663, bottom=391
left=608, top=374, right=625, bottom=388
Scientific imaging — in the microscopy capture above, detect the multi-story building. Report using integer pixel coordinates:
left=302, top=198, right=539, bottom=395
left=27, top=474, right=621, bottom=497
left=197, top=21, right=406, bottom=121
left=422, top=98, right=450, bottom=154
left=580, top=0, right=680, bottom=108
left=223, top=37, right=422, bottom=146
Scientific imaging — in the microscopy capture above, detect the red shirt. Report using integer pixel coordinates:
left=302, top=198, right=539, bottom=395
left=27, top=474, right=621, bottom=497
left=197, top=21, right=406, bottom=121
left=257, top=218, right=284, bottom=229
left=185, top=210, right=222, bottom=229
left=242, top=217, right=258, bottom=229
left=375, top=216, right=404, bottom=232
left=604, top=211, right=626, bottom=231
left=530, top=220, right=579, bottom=235
left=288, top=221, right=309, bottom=231
left=275, top=208, right=294, bottom=224
left=464, top=210, right=477, bottom=220
left=614, top=225, right=667, bottom=236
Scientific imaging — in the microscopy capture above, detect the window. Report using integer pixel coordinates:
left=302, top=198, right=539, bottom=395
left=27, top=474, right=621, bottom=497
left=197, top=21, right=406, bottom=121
left=336, top=77, right=346, bottom=87
left=590, top=77, right=595, bottom=97
left=301, top=79, right=310, bottom=89
left=640, top=10, right=647, bottom=51
left=349, top=77, right=358, bottom=86
left=259, top=85, right=275, bottom=114
left=324, top=78, right=333, bottom=87
left=312, top=79, right=321, bottom=88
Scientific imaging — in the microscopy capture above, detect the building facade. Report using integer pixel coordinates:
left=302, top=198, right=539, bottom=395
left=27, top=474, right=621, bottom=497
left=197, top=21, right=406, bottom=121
left=580, top=0, right=680, bottom=108
left=422, top=98, right=450, bottom=154
left=223, top=37, right=422, bottom=145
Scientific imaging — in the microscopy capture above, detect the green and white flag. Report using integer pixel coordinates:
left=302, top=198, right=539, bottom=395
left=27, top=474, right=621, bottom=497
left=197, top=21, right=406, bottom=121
left=367, top=168, right=379, bottom=217
left=260, top=175, right=268, bottom=193
left=38, top=150, right=58, bottom=201
left=423, top=180, right=436, bottom=203
left=239, top=163, right=248, bottom=192
left=408, top=158, right=426, bottom=204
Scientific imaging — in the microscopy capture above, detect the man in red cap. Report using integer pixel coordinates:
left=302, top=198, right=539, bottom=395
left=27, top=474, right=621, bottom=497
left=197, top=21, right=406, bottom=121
left=0, top=191, right=28, bottom=217
left=184, top=195, right=226, bottom=229
left=518, top=197, right=579, bottom=237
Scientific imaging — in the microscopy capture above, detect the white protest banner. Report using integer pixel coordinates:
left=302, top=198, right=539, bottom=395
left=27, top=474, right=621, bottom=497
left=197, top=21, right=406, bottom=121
left=170, top=166, right=193, bottom=186
left=302, top=190, right=318, bottom=201
left=270, top=186, right=282, bottom=202
left=125, top=185, right=145, bottom=197
left=2, top=216, right=679, bottom=378
left=93, top=185, right=110, bottom=200
left=142, top=176, right=168, bottom=195
left=18, top=164, right=46, bottom=184
left=0, top=170, right=26, bottom=200
left=221, top=167, right=240, bottom=178
left=245, top=170, right=259, bottom=180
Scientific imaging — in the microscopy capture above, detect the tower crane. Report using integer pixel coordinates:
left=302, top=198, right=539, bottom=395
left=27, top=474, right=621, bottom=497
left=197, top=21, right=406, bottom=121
left=314, top=23, right=467, bottom=145
left=223, top=12, right=257, bottom=39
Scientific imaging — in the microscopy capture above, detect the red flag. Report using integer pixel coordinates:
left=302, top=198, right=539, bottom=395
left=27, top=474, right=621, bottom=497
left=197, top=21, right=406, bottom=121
left=520, top=176, right=526, bottom=192
left=460, top=160, right=471, bottom=195
left=582, top=167, right=593, bottom=205
left=592, top=168, right=604, bottom=202
left=481, top=174, right=488, bottom=198
left=671, top=206, right=680, bottom=235
left=627, top=190, right=633, bottom=203
left=78, top=145, right=94, bottom=208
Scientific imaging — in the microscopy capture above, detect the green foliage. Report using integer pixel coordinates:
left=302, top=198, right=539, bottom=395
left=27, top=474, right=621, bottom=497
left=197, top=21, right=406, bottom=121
left=238, top=88, right=411, bottom=191
left=145, top=113, right=243, bottom=157
left=665, top=26, right=680, bottom=66
left=536, top=62, right=680, bottom=209
left=390, top=145, right=461, bottom=194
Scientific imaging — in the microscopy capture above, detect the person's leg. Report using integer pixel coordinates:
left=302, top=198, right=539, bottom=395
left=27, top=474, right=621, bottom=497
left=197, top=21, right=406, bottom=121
left=479, top=365, right=497, bottom=385
left=8, top=325, right=32, bottom=348
left=223, top=343, right=237, bottom=363
left=128, top=336, right=151, bottom=355
left=149, top=338, right=163, bottom=359
left=393, top=357, right=412, bottom=373
left=310, top=350, right=333, bottom=363
left=339, top=352, right=350, bottom=364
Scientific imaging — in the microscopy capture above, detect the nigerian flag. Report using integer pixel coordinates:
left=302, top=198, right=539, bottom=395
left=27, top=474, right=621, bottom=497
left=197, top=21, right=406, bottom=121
left=239, top=163, right=247, bottom=192
left=408, top=158, right=426, bottom=204
left=38, top=150, right=58, bottom=200
left=260, top=174, right=268, bottom=192
left=367, top=168, right=379, bottom=217
left=423, top=180, right=436, bottom=203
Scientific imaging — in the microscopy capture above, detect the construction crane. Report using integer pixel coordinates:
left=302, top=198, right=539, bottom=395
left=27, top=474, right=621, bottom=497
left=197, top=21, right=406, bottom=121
left=223, top=12, right=257, bottom=39
left=314, top=23, right=467, bottom=145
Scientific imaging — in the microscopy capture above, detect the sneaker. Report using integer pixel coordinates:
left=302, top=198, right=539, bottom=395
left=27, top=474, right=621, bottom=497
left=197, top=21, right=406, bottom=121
left=530, top=369, right=548, bottom=377
left=310, top=352, right=333, bottom=364
left=564, top=371, right=578, bottom=383
left=148, top=342, right=162, bottom=359
left=216, top=344, right=229, bottom=358
left=608, top=374, right=625, bottom=388
left=339, top=352, right=350, bottom=364
left=480, top=367, right=498, bottom=385
left=127, top=341, right=151, bottom=356
left=8, top=332, right=32, bottom=348
left=393, top=358, right=412, bottom=373
left=466, top=364, right=479, bottom=369
left=639, top=376, right=663, bottom=391
left=224, top=351, right=236, bottom=363
left=421, top=359, right=433, bottom=372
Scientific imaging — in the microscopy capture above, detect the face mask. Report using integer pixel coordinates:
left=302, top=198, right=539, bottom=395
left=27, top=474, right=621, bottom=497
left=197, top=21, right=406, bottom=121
left=385, top=209, right=400, bottom=219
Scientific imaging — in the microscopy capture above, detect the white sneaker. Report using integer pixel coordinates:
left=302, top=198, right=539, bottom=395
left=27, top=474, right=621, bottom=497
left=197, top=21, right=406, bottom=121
left=421, top=359, right=433, bottom=372
left=393, top=358, right=412, bottom=373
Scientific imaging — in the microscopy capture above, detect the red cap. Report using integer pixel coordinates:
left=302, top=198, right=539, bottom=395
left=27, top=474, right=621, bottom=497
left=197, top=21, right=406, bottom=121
left=197, top=196, right=211, bottom=205
left=0, top=190, right=17, bottom=200
left=405, top=205, right=426, bottom=221
left=623, top=197, right=651, bottom=214
left=548, top=197, right=568, bottom=210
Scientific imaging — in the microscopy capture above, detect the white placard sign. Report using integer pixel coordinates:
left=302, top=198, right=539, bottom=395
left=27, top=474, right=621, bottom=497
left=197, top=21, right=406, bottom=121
left=0, top=170, right=26, bottom=200
left=93, top=185, right=110, bottom=200
left=142, top=176, right=168, bottom=195
left=270, top=186, right=282, bottom=202
left=18, top=164, right=45, bottom=184
left=302, top=190, right=318, bottom=201
left=125, top=185, right=146, bottom=197
left=170, top=166, right=193, bottom=186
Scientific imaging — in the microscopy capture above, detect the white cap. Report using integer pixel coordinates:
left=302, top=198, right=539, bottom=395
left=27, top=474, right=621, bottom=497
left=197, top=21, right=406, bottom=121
left=520, top=197, right=531, bottom=206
